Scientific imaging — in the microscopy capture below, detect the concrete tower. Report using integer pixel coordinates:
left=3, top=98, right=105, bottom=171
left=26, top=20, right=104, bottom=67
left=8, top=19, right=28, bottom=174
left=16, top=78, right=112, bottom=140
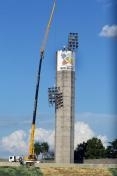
left=55, top=33, right=78, bottom=163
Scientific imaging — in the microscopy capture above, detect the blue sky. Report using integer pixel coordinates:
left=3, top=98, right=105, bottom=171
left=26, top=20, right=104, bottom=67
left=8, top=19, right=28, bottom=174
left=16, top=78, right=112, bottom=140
left=0, top=0, right=117, bottom=157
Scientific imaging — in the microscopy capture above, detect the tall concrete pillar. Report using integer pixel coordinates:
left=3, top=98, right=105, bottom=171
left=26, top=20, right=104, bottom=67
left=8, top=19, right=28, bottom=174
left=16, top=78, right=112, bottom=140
left=55, top=50, right=75, bottom=163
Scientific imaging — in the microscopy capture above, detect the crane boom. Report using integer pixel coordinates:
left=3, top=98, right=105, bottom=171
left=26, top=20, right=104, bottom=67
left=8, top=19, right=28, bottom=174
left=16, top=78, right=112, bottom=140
left=40, top=0, right=56, bottom=55
left=28, top=0, right=56, bottom=160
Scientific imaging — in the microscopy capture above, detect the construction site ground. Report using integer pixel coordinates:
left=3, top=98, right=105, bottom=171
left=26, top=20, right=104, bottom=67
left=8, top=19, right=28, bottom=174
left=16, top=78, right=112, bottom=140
left=0, top=162, right=117, bottom=176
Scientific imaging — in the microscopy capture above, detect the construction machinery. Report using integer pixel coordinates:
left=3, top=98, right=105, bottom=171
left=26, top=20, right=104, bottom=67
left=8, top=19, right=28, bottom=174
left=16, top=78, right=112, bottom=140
left=24, top=0, right=56, bottom=165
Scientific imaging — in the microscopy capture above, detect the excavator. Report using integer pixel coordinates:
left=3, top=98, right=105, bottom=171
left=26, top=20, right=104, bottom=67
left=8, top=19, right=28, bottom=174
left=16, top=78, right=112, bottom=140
left=22, top=0, right=56, bottom=166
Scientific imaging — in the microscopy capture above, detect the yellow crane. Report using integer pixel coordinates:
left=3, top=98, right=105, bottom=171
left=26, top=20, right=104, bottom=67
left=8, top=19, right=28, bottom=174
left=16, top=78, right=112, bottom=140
left=24, top=0, right=56, bottom=165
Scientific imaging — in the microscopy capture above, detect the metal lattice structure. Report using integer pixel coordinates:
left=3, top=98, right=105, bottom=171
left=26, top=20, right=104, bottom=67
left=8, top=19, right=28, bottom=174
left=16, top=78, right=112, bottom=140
left=68, top=33, right=78, bottom=51
left=48, top=87, right=63, bottom=109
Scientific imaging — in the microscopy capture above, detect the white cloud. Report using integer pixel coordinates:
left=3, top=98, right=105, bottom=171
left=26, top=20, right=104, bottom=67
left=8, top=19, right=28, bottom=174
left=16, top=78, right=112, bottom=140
left=35, top=128, right=55, bottom=150
left=74, top=121, right=94, bottom=149
left=0, top=128, right=55, bottom=155
left=97, top=135, right=108, bottom=148
left=1, top=130, right=27, bottom=155
left=99, top=25, right=117, bottom=37
left=0, top=121, right=108, bottom=156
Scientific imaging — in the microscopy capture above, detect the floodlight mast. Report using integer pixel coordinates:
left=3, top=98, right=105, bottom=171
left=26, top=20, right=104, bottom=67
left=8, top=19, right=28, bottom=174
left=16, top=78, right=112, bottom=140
left=27, top=0, right=56, bottom=163
left=68, top=33, right=78, bottom=51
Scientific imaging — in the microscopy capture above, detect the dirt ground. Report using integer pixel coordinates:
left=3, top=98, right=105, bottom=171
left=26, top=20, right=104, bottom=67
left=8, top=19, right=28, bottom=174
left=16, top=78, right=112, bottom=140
left=40, top=167, right=112, bottom=176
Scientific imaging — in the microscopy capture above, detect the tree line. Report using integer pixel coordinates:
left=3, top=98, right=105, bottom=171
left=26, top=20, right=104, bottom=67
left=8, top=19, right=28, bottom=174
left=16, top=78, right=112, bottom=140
left=34, top=138, right=117, bottom=162
left=74, top=137, right=117, bottom=163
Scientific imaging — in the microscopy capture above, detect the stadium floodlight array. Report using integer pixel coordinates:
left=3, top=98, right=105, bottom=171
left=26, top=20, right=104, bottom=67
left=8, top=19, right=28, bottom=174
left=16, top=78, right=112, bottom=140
left=48, top=86, right=63, bottom=109
left=68, top=33, right=78, bottom=51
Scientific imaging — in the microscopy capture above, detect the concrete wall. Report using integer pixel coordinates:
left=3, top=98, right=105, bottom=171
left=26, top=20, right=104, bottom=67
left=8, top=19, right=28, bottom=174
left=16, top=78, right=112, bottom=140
left=55, top=70, right=75, bottom=163
left=84, top=159, right=117, bottom=164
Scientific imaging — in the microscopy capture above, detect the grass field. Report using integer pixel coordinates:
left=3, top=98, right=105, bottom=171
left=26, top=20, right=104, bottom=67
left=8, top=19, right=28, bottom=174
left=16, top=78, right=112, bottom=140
left=0, top=166, right=43, bottom=176
left=0, top=166, right=117, bottom=176
left=109, top=168, right=117, bottom=176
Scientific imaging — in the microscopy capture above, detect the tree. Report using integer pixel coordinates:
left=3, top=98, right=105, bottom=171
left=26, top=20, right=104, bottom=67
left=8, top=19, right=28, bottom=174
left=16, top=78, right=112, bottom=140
left=106, top=139, right=117, bottom=158
left=41, top=142, right=49, bottom=159
left=34, top=141, right=49, bottom=160
left=74, top=142, right=87, bottom=163
left=110, top=139, right=117, bottom=150
left=85, top=137, right=105, bottom=159
left=49, top=150, right=55, bottom=159
left=34, top=142, right=42, bottom=159
left=106, top=145, right=112, bottom=158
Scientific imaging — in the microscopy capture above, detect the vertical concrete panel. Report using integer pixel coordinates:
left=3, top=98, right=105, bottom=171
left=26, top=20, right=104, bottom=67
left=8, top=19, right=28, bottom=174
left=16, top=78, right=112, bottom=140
left=55, top=70, right=75, bottom=163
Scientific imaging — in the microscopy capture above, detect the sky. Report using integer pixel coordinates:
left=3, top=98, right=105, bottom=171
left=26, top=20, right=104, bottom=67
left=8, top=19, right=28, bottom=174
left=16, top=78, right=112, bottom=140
left=0, top=0, right=117, bottom=158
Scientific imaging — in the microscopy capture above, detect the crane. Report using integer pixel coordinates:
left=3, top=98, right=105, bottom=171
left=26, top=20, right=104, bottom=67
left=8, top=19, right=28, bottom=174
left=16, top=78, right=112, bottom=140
left=24, top=0, right=56, bottom=165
